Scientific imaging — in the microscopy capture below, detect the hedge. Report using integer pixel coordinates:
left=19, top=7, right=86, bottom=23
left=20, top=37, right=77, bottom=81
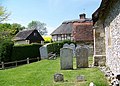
left=11, top=44, right=42, bottom=61
left=47, top=40, right=76, bottom=55
left=0, top=40, right=14, bottom=62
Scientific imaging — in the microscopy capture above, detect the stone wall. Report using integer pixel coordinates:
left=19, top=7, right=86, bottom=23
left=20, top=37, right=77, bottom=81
left=93, top=20, right=106, bottom=66
left=104, top=1, right=120, bottom=74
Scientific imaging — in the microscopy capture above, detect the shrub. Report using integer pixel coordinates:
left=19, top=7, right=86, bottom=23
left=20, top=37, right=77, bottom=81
left=43, top=36, right=52, bottom=43
left=0, top=40, right=14, bottom=62
left=62, top=40, right=76, bottom=45
left=11, top=44, right=42, bottom=61
left=47, top=40, right=76, bottom=55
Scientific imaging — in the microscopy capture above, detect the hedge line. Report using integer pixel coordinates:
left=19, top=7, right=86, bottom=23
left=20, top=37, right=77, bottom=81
left=0, top=39, right=75, bottom=62
left=0, top=40, right=14, bottom=62
left=47, top=40, right=76, bottom=55
left=11, top=44, right=42, bottom=61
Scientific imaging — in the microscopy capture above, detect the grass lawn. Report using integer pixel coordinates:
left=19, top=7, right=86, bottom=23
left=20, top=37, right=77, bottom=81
left=0, top=57, right=109, bottom=86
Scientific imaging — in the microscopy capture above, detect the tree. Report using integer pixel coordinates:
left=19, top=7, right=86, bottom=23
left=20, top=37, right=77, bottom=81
left=0, top=5, right=10, bottom=22
left=28, top=21, right=47, bottom=35
left=0, top=23, right=25, bottom=40
left=11, top=23, right=25, bottom=35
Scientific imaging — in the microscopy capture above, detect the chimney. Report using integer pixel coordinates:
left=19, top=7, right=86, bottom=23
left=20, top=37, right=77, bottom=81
left=79, top=13, right=86, bottom=19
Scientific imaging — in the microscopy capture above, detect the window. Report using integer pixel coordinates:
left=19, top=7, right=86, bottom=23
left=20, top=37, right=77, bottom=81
left=34, top=32, right=37, bottom=36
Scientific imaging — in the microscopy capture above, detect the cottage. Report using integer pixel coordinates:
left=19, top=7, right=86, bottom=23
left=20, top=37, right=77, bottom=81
left=51, top=21, right=73, bottom=41
left=13, top=29, right=44, bottom=44
left=72, top=14, right=93, bottom=44
left=92, top=0, right=120, bottom=75
left=51, top=14, right=93, bottom=44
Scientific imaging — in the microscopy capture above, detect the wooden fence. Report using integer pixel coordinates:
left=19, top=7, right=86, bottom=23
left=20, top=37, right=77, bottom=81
left=0, top=57, right=40, bottom=69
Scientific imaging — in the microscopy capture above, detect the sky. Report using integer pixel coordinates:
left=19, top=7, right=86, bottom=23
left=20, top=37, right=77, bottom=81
left=1, top=0, right=102, bottom=35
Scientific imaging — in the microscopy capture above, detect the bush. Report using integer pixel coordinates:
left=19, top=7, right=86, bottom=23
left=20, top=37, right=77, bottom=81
left=11, top=44, right=42, bottom=61
left=47, top=40, right=76, bottom=55
left=0, top=40, right=14, bottom=62
left=43, top=36, right=52, bottom=43
left=62, top=40, right=76, bottom=45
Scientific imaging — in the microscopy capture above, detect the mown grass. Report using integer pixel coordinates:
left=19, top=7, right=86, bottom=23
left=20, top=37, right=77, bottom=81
left=0, top=57, right=109, bottom=86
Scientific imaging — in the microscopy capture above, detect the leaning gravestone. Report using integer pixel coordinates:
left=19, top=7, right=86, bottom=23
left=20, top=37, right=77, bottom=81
left=76, top=45, right=89, bottom=68
left=60, top=48, right=73, bottom=70
left=39, top=46, right=48, bottom=59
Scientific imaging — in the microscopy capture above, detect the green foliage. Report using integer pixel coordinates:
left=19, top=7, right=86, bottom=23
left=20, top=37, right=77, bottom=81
left=62, top=39, right=76, bottom=45
left=0, top=5, right=10, bottom=22
left=47, top=42, right=63, bottom=55
left=0, top=58, right=109, bottom=86
left=0, top=40, right=14, bottom=62
left=28, top=20, right=47, bottom=35
left=10, top=23, right=25, bottom=35
left=0, top=23, right=25, bottom=40
left=47, top=40, right=76, bottom=55
left=11, top=44, right=42, bottom=61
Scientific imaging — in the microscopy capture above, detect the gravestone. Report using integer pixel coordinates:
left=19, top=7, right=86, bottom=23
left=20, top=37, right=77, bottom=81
left=76, top=75, right=85, bottom=82
left=63, top=43, right=69, bottom=48
left=60, top=48, right=73, bottom=70
left=76, top=45, right=81, bottom=49
left=39, top=46, right=48, bottom=59
left=54, top=73, right=64, bottom=82
left=76, top=45, right=89, bottom=68
left=70, top=43, right=76, bottom=56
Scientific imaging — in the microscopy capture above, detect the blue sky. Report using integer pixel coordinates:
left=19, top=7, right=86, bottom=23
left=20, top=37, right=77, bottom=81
left=1, top=0, right=101, bottom=35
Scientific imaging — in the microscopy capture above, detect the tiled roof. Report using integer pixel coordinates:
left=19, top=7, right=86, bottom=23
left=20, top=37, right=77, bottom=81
left=72, top=22, right=93, bottom=42
left=13, top=29, right=36, bottom=41
left=51, top=18, right=92, bottom=35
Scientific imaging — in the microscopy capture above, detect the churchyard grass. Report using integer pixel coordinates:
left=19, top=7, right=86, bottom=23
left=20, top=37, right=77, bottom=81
left=0, top=57, right=109, bottom=86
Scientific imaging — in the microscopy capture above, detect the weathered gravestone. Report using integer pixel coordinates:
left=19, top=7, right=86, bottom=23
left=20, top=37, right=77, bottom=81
left=63, top=43, right=76, bottom=57
left=76, top=75, right=85, bottom=82
left=60, top=48, right=73, bottom=70
left=39, top=46, right=48, bottom=59
left=70, top=43, right=76, bottom=56
left=76, top=45, right=89, bottom=68
left=54, top=73, right=64, bottom=82
left=63, top=43, right=69, bottom=48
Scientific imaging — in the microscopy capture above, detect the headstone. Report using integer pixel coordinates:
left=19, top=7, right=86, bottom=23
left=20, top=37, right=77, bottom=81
left=54, top=73, right=64, bottom=82
left=76, top=45, right=89, bottom=68
left=63, top=43, right=69, bottom=48
left=39, top=46, right=48, bottom=59
left=60, top=48, right=73, bottom=70
left=76, top=75, right=85, bottom=82
left=70, top=43, right=76, bottom=56
left=76, top=45, right=81, bottom=49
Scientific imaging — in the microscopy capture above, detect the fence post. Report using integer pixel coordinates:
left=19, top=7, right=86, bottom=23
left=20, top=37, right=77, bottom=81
left=1, top=62, right=4, bottom=69
left=27, top=58, right=29, bottom=64
left=15, top=61, right=17, bottom=67
left=37, top=57, right=39, bottom=61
